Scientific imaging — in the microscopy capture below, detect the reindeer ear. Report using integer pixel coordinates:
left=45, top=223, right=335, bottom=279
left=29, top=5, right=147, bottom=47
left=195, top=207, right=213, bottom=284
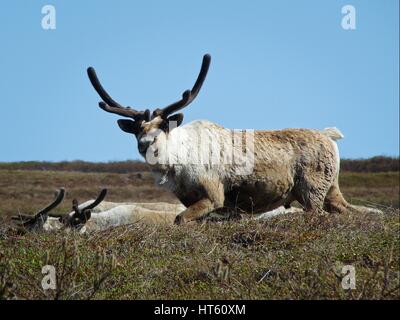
left=166, top=113, right=184, bottom=128
left=117, top=119, right=140, bottom=135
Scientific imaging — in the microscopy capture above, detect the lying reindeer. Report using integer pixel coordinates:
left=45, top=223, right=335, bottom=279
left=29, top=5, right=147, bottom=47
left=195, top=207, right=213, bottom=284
left=87, top=54, right=381, bottom=225
left=11, top=189, right=107, bottom=232
left=10, top=189, right=301, bottom=233
left=11, top=189, right=187, bottom=233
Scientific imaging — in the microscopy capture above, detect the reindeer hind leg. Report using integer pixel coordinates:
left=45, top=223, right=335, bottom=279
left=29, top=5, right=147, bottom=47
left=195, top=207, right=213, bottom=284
left=324, top=180, right=383, bottom=214
left=293, top=177, right=331, bottom=214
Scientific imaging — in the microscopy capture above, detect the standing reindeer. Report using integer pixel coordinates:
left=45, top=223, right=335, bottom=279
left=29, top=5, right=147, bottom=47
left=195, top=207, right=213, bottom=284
left=87, top=54, right=380, bottom=225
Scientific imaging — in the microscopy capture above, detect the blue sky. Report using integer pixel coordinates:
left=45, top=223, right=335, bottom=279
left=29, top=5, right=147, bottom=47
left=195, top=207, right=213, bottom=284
left=0, top=0, right=398, bottom=161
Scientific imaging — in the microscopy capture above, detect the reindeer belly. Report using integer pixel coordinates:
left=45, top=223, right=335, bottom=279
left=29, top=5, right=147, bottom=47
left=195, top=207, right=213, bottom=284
left=224, top=177, right=294, bottom=214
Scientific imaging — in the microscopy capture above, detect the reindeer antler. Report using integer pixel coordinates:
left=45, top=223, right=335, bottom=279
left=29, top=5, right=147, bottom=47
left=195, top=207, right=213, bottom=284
left=11, top=188, right=65, bottom=231
left=87, top=67, right=146, bottom=120
left=88, top=54, right=211, bottom=120
left=80, top=188, right=107, bottom=211
left=153, top=54, right=211, bottom=118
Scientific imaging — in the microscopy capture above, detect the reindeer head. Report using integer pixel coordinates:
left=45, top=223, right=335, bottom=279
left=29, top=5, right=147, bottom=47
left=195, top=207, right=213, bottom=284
left=58, top=189, right=108, bottom=230
left=87, top=54, right=211, bottom=158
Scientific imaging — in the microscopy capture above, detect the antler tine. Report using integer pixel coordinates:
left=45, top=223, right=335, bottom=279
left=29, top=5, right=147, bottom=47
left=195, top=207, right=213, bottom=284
left=87, top=67, right=144, bottom=119
left=154, top=54, right=211, bottom=118
left=81, top=188, right=108, bottom=211
left=98, top=102, right=143, bottom=120
left=33, top=188, right=65, bottom=218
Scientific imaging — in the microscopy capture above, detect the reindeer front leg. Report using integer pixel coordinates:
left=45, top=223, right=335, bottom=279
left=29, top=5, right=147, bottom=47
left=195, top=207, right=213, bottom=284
left=174, top=198, right=215, bottom=225
left=174, top=178, right=224, bottom=225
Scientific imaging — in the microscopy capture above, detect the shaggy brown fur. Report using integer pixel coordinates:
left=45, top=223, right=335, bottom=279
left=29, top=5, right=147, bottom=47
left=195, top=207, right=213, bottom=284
left=168, top=127, right=360, bottom=224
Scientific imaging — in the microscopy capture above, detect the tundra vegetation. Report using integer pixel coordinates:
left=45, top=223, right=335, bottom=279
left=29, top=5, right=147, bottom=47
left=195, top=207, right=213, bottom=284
left=0, top=158, right=398, bottom=299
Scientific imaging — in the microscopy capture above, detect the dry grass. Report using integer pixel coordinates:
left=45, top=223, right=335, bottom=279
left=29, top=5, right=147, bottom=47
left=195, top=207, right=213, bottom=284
left=0, top=165, right=398, bottom=300
left=1, top=209, right=398, bottom=300
left=339, top=172, right=399, bottom=208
